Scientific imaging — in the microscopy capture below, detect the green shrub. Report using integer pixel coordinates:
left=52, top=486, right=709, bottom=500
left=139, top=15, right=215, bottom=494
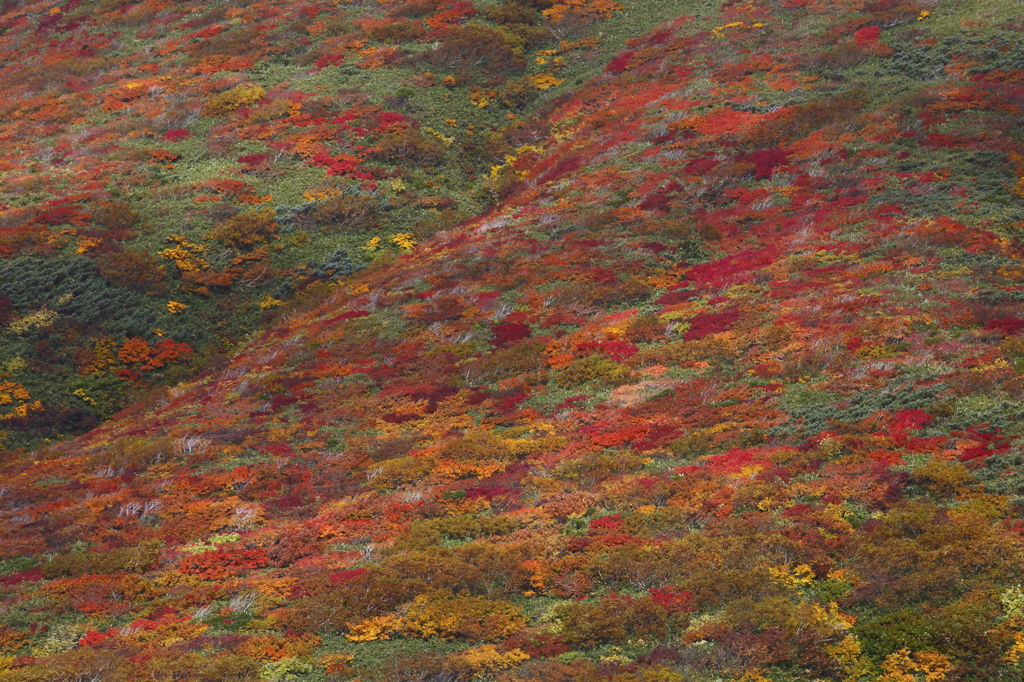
left=0, top=256, right=157, bottom=337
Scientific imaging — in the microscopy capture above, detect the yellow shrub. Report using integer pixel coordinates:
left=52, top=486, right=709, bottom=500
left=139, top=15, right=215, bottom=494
left=158, top=234, right=208, bottom=272
left=532, top=74, right=564, bottom=90
left=451, top=644, right=529, bottom=677
left=345, top=614, right=404, bottom=642
left=879, top=648, right=953, bottom=682
left=0, top=380, right=43, bottom=420
left=390, top=233, right=417, bottom=250
left=9, top=308, right=58, bottom=334
left=767, top=564, right=815, bottom=590
left=204, top=82, right=266, bottom=115
left=403, top=589, right=525, bottom=641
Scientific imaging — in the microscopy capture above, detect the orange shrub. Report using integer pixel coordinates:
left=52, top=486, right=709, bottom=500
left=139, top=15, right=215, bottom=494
left=403, top=589, right=526, bottom=640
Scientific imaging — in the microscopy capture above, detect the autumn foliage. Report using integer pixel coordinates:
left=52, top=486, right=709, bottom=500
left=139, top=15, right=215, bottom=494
left=1, top=0, right=1024, bottom=680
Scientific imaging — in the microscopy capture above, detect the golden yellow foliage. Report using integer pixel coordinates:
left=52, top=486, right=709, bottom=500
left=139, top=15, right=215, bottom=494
left=345, top=614, right=404, bottom=642
left=768, top=563, right=815, bottom=590
left=879, top=648, right=953, bottom=682
left=451, top=644, right=529, bottom=677
left=825, top=634, right=871, bottom=678
left=403, top=590, right=525, bottom=641
left=532, top=73, right=564, bottom=90
left=390, top=232, right=417, bottom=250
left=158, top=235, right=208, bottom=272
left=0, top=380, right=43, bottom=420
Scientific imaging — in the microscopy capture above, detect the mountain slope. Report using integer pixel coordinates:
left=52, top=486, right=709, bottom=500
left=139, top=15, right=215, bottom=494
left=0, top=0, right=678, bottom=446
left=3, top=0, right=1024, bottom=680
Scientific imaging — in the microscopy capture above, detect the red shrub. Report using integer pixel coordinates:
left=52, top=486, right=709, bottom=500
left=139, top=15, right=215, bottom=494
left=853, top=25, right=881, bottom=47
left=178, top=548, right=270, bottom=580
left=684, top=308, right=740, bottom=340
left=492, top=321, right=532, bottom=347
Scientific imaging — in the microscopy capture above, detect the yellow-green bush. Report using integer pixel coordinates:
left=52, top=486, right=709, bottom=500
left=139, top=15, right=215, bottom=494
left=204, top=83, right=266, bottom=115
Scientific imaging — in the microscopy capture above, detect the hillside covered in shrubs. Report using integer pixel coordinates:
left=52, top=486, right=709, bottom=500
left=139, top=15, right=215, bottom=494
left=0, top=0, right=664, bottom=446
left=3, top=0, right=1024, bottom=680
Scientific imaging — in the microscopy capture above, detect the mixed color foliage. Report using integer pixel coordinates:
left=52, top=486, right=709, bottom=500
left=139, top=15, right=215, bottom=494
left=3, top=0, right=1024, bottom=680
left=0, top=0, right=658, bottom=446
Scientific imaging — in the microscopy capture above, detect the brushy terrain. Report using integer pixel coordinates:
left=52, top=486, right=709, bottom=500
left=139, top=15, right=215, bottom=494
left=0, top=0, right=667, bottom=446
left=3, top=0, right=1024, bottom=680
